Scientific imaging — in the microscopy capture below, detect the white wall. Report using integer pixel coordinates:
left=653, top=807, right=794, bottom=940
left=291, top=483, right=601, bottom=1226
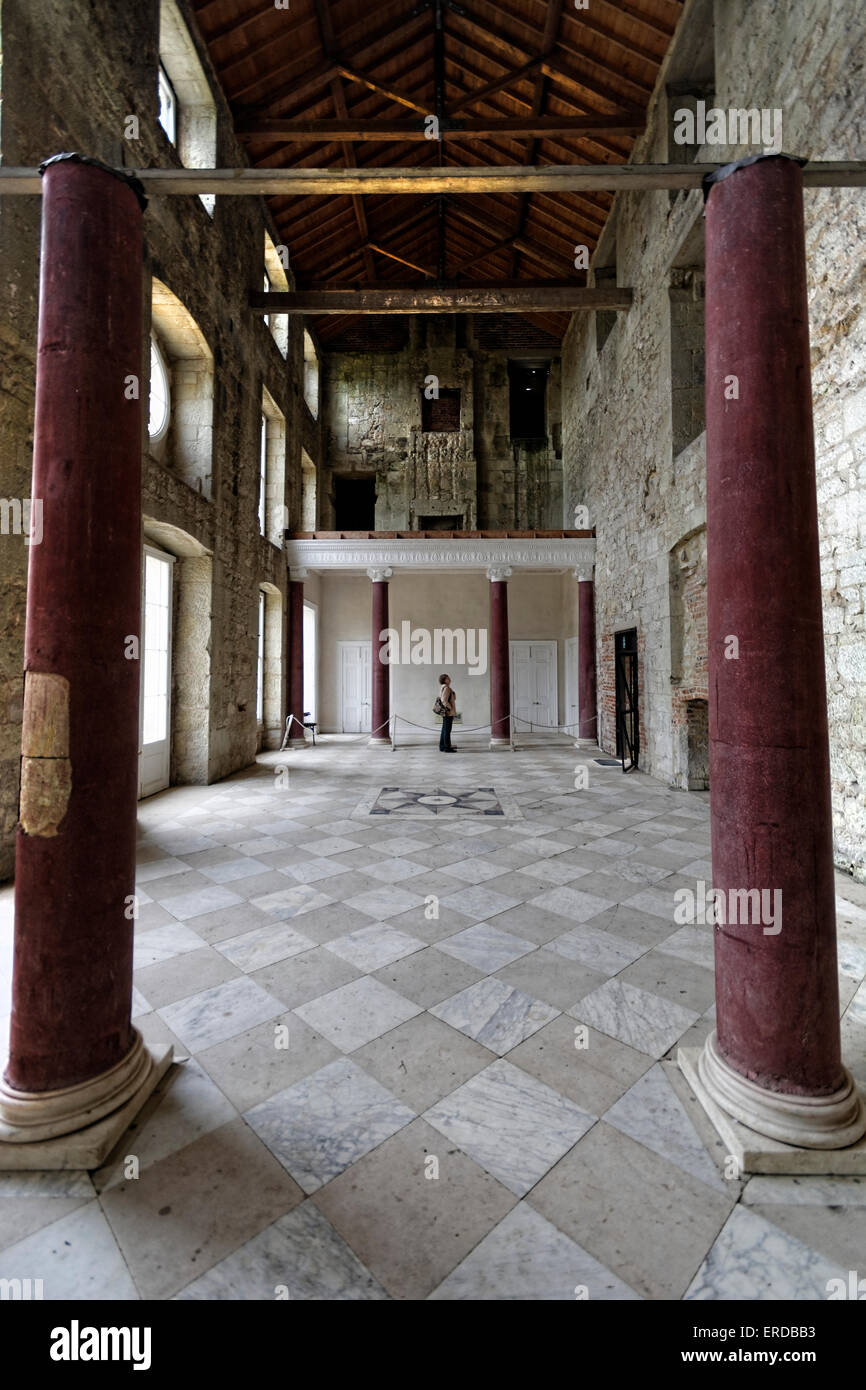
left=314, top=570, right=580, bottom=735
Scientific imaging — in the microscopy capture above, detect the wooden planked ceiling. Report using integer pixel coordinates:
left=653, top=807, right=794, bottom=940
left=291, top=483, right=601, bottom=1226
left=189, top=0, right=683, bottom=346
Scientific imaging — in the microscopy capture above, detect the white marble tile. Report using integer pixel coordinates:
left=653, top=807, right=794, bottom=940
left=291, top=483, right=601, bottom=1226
left=435, top=922, right=537, bottom=973
left=135, top=857, right=189, bottom=883
left=441, top=857, right=511, bottom=885
left=324, top=924, right=425, bottom=972
left=0, top=1201, right=139, bottom=1300
left=529, top=886, right=615, bottom=924
left=230, top=837, right=290, bottom=855
left=546, top=923, right=646, bottom=976
left=343, top=886, right=426, bottom=920
left=424, top=1059, right=594, bottom=1197
left=159, top=884, right=245, bottom=921
left=96, top=1060, right=237, bottom=1191
left=349, top=857, right=428, bottom=884
left=159, top=976, right=284, bottom=1051
left=133, top=922, right=205, bottom=969
left=605, top=1064, right=727, bottom=1193
left=176, top=1200, right=387, bottom=1300
left=294, top=976, right=423, bottom=1052
left=308, top=837, right=365, bottom=857
left=517, top=859, right=591, bottom=886
left=199, top=857, right=270, bottom=883
left=620, top=886, right=679, bottom=922
left=439, top=886, right=521, bottom=921
left=216, top=921, right=316, bottom=972
left=250, top=884, right=333, bottom=919
left=245, top=1057, right=415, bottom=1193
left=569, top=979, right=699, bottom=1059
left=429, top=1202, right=639, bottom=1300
left=431, top=977, right=559, bottom=1055
left=685, top=1206, right=845, bottom=1300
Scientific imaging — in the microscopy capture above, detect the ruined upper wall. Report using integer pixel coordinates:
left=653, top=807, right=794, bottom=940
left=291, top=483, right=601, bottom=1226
left=562, top=0, right=866, bottom=878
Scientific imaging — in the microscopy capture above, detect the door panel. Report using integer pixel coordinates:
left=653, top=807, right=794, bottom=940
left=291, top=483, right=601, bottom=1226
left=340, top=642, right=371, bottom=733
left=139, top=548, right=173, bottom=798
left=510, top=641, right=557, bottom=730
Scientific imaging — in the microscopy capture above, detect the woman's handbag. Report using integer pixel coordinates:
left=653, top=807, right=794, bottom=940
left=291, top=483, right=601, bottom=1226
left=433, top=697, right=447, bottom=716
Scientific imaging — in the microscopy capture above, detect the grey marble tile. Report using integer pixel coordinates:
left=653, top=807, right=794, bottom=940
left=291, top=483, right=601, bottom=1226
left=435, top=922, right=537, bottom=972
left=199, top=857, right=271, bottom=884
left=159, top=975, right=284, bottom=1051
left=343, top=885, right=427, bottom=920
left=742, top=1175, right=866, bottom=1207
left=656, top=924, right=716, bottom=970
left=431, top=977, right=559, bottom=1055
left=569, top=978, right=699, bottom=1059
left=443, top=857, right=513, bottom=885
left=423, top=1058, right=595, bottom=1197
left=245, top=1057, right=416, bottom=1193
left=132, top=922, right=205, bottom=970
left=685, top=1206, right=845, bottom=1300
left=294, top=975, right=423, bottom=1052
left=176, top=1200, right=387, bottom=1300
left=429, top=1202, right=640, bottom=1301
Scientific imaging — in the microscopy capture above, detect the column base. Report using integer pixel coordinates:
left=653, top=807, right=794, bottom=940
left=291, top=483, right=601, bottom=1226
left=0, top=1033, right=173, bottom=1169
left=679, top=1039, right=866, bottom=1175
left=488, top=738, right=511, bottom=750
left=287, top=737, right=307, bottom=749
left=368, top=736, right=392, bottom=747
left=573, top=738, right=598, bottom=749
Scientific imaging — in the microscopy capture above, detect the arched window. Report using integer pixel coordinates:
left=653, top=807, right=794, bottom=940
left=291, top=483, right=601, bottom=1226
left=148, top=335, right=171, bottom=444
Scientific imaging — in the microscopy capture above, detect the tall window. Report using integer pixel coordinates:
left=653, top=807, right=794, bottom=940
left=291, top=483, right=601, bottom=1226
left=508, top=364, right=548, bottom=438
left=256, top=590, right=265, bottom=726
left=158, top=63, right=177, bottom=145
left=159, top=0, right=217, bottom=216
left=303, top=330, right=319, bottom=418
left=148, top=335, right=171, bottom=444
left=264, top=232, right=289, bottom=357
left=259, top=414, right=268, bottom=535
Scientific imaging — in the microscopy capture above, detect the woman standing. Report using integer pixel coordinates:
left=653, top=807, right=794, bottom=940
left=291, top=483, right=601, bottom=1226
left=437, top=674, right=457, bottom=752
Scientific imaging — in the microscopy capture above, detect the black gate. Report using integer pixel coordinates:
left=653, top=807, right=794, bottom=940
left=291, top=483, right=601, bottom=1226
left=615, top=628, right=639, bottom=771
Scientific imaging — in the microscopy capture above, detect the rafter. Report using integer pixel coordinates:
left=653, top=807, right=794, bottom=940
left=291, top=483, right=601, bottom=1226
left=249, top=285, right=633, bottom=313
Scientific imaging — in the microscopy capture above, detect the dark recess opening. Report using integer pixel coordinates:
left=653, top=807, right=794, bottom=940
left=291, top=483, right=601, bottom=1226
left=418, top=515, right=463, bottom=531
left=334, top=475, right=376, bottom=529
left=509, top=362, right=548, bottom=438
left=422, top=388, right=461, bottom=432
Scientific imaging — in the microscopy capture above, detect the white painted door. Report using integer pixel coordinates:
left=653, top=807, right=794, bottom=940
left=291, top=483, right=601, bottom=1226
left=565, top=635, right=579, bottom=735
left=340, top=642, right=371, bottom=733
left=139, top=547, right=174, bottom=798
left=510, top=641, right=557, bottom=730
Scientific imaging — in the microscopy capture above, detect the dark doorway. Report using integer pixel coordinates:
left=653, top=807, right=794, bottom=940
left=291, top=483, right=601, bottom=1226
left=509, top=362, right=548, bottom=438
left=686, top=699, right=709, bottom=789
left=615, top=628, right=639, bottom=770
left=334, top=475, right=376, bottom=529
left=418, top=515, right=463, bottom=531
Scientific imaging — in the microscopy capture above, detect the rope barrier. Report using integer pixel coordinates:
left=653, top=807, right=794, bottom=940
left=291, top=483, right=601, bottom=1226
left=280, top=711, right=599, bottom=750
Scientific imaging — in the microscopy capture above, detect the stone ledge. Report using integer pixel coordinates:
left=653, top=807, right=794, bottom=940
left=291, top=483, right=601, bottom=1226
left=678, top=1047, right=866, bottom=1176
left=0, top=1044, right=173, bottom=1171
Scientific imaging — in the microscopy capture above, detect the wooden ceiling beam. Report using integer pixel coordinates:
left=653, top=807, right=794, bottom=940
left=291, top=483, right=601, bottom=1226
left=234, top=114, right=645, bottom=140
left=249, top=286, right=633, bottom=313
left=5, top=163, right=862, bottom=195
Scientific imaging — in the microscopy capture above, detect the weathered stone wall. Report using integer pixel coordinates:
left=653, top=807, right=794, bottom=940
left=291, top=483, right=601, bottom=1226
left=322, top=319, right=562, bottom=530
left=561, top=0, right=866, bottom=879
left=0, top=0, right=319, bottom=878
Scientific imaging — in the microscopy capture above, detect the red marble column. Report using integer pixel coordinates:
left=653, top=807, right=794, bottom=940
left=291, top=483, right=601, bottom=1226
left=577, top=573, right=597, bottom=744
left=368, top=567, right=392, bottom=745
left=287, top=576, right=305, bottom=746
left=488, top=566, right=511, bottom=747
left=697, top=154, right=864, bottom=1148
left=3, top=157, right=147, bottom=1109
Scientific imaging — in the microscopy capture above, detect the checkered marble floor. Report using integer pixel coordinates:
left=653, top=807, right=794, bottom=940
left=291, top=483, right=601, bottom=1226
left=1, top=738, right=866, bottom=1301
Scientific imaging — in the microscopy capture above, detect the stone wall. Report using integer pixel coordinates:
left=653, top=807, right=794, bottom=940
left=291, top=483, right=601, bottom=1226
left=561, top=0, right=866, bottom=880
left=322, top=318, right=562, bottom=531
left=0, top=0, right=320, bottom=878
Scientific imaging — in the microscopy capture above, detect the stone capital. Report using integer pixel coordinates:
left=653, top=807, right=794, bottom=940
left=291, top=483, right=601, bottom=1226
left=486, top=565, right=512, bottom=583
left=574, top=568, right=594, bottom=583
left=367, top=566, right=393, bottom=583
left=288, top=567, right=309, bottom=583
